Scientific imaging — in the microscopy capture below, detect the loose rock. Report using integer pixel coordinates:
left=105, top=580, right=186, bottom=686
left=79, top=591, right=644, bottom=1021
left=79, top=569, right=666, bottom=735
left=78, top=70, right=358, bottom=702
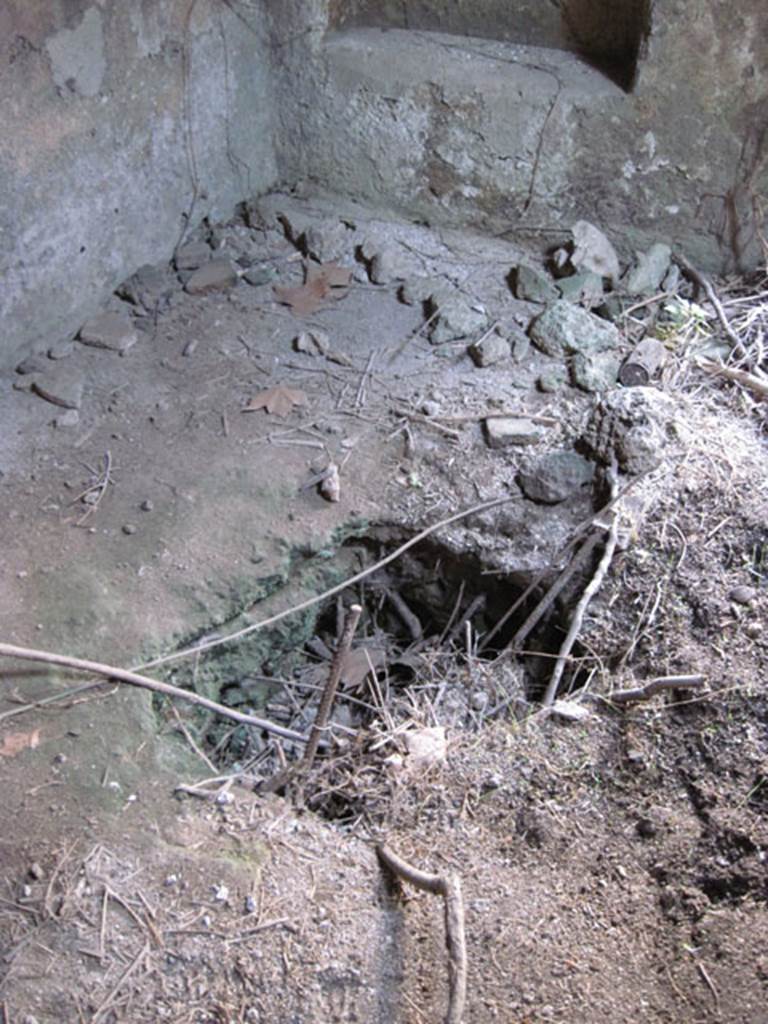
left=118, top=264, right=176, bottom=313
left=79, top=313, right=138, bottom=354
left=518, top=451, right=594, bottom=504
left=430, top=296, right=488, bottom=344
left=581, top=386, right=681, bottom=474
left=243, top=264, right=278, bottom=286
left=369, top=247, right=401, bottom=285
left=48, top=340, right=76, bottom=360
left=624, top=243, right=672, bottom=295
left=185, top=259, right=239, bottom=295
left=570, top=220, right=621, bottom=284
left=571, top=351, right=621, bottom=393
left=175, top=240, right=212, bottom=271
left=729, top=585, right=757, bottom=605
left=54, top=409, right=80, bottom=428
left=530, top=300, right=620, bottom=357
left=469, top=330, right=510, bottom=367
left=484, top=417, right=544, bottom=448
left=557, top=272, right=604, bottom=308
left=537, top=366, right=569, bottom=393
left=514, top=265, right=559, bottom=304
left=304, top=221, right=348, bottom=262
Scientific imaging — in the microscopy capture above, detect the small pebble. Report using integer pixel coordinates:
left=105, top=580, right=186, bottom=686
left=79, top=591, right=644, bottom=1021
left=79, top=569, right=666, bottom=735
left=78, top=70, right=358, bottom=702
left=182, top=338, right=199, bottom=357
left=140, top=499, right=154, bottom=512
left=421, top=400, right=441, bottom=417
left=122, top=523, right=137, bottom=535
left=28, top=862, right=44, bottom=880
left=213, top=884, right=229, bottom=902
left=729, top=585, right=757, bottom=605
left=745, top=621, right=761, bottom=639
left=245, top=894, right=257, bottom=914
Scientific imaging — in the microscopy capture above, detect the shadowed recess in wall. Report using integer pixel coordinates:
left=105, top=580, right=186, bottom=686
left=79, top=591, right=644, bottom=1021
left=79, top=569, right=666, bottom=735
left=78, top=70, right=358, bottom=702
left=330, top=0, right=651, bottom=90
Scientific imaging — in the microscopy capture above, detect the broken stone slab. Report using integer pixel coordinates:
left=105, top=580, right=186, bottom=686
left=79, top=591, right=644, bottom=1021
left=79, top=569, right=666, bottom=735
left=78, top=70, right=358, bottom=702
left=514, top=264, right=559, bottom=304
left=571, top=350, right=621, bottom=393
left=174, top=240, right=212, bottom=272
left=484, top=417, right=544, bottom=448
left=581, top=386, right=681, bottom=474
left=570, top=220, right=621, bottom=284
left=518, top=451, right=595, bottom=504
left=185, top=259, right=239, bottom=295
left=556, top=271, right=604, bottom=308
left=79, top=312, right=138, bottom=354
left=624, top=243, right=672, bottom=296
left=31, top=367, right=85, bottom=409
left=469, top=330, right=510, bottom=367
left=529, top=300, right=621, bottom=357
left=430, top=296, right=488, bottom=344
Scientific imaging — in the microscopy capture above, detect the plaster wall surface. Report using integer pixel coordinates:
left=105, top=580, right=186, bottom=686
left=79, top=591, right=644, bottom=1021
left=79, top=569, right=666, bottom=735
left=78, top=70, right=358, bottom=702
left=0, top=1, right=276, bottom=370
left=269, top=0, right=768, bottom=274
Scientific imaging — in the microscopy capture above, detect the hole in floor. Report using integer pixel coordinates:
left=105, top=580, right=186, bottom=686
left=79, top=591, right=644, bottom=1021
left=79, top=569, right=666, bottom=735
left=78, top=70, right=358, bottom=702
left=166, top=527, right=601, bottom=827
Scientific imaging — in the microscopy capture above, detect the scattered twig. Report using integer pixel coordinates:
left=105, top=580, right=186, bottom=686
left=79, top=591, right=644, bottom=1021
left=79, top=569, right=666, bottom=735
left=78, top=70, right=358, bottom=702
left=385, top=588, right=423, bottom=641
left=168, top=703, right=219, bottom=772
left=376, top=844, right=467, bottom=1024
left=91, top=942, right=149, bottom=1023
left=392, top=406, right=462, bottom=440
left=302, top=604, right=362, bottom=769
left=695, top=960, right=720, bottom=1015
left=136, top=494, right=517, bottom=672
left=677, top=256, right=748, bottom=358
left=609, top=674, right=706, bottom=704
left=0, top=643, right=308, bottom=744
left=505, top=533, right=601, bottom=651
left=696, top=357, right=768, bottom=398
left=0, top=681, right=107, bottom=723
left=69, top=451, right=112, bottom=526
left=543, top=469, right=620, bottom=707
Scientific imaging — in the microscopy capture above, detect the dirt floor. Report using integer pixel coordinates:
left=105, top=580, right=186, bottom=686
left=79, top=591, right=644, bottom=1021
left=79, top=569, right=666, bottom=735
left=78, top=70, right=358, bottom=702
left=1, top=193, right=767, bottom=1023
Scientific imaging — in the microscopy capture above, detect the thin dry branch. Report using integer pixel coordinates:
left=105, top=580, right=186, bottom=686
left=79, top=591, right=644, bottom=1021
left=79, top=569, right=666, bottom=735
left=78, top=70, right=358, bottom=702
left=136, top=495, right=516, bottom=672
left=0, top=643, right=307, bottom=743
left=376, top=844, right=467, bottom=1024
left=696, top=357, right=768, bottom=398
left=302, top=604, right=362, bottom=769
left=543, top=471, right=620, bottom=707
left=609, top=674, right=706, bottom=704
left=676, top=256, right=748, bottom=359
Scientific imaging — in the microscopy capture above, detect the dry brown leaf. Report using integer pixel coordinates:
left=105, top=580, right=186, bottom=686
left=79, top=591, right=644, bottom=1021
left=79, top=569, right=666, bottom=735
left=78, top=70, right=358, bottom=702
left=306, top=261, right=353, bottom=290
left=0, top=728, right=40, bottom=759
left=243, top=385, right=308, bottom=417
left=273, top=262, right=352, bottom=315
left=274, top=276, right=329, bottom=315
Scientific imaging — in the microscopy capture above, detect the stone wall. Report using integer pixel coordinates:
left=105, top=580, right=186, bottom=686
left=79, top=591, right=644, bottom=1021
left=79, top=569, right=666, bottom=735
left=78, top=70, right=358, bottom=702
left=0, top=1, right=276, bottom=370
left=269, top=0, right=768, bottom=275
